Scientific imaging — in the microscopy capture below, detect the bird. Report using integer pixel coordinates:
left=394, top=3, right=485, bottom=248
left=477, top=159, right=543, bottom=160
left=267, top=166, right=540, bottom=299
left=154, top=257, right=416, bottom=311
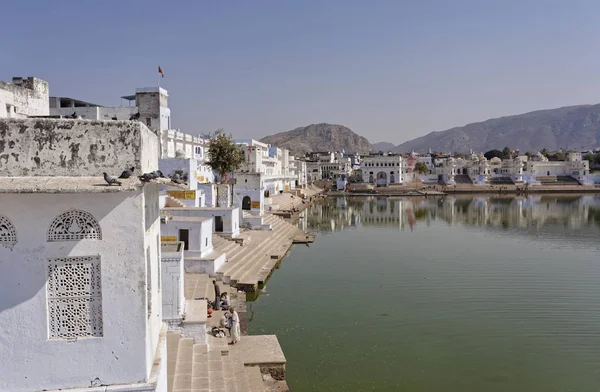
left=171, top=173, right=185, bottom=184
left=111, top=116, right=118, bottom=120
left=129, top=112, right=140, bottom=120
left=103, top=172, right=122, bottom=186
left=118, top=166, right=135, bottom=179
left=69, top=112, right=78, bottom=119
left=156, top=170, right=166, bottom=178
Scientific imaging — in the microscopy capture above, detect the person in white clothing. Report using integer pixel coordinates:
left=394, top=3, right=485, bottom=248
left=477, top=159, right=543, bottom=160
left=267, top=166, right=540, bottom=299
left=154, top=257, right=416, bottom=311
left=228, top=308, right=241, bottom=345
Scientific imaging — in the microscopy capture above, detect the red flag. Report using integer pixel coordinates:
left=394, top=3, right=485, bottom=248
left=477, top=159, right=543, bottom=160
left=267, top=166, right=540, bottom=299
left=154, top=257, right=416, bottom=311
left=158, top=66, right=164, bottom=78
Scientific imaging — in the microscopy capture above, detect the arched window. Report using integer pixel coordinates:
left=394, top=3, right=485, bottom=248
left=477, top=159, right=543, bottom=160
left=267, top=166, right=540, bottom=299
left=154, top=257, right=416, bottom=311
left=0, top=215, right=17, bottom=248
left=47, top=210, right=102, bottom=242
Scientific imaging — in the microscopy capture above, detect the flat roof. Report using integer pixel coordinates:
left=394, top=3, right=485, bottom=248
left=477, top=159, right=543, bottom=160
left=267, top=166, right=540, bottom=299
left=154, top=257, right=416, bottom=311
left=161, top=241, right=184, bottom=253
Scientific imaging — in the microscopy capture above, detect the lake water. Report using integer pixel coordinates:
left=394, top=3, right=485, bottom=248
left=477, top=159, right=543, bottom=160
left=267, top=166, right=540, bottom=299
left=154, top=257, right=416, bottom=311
left=249, top=195, right=600, bottom=392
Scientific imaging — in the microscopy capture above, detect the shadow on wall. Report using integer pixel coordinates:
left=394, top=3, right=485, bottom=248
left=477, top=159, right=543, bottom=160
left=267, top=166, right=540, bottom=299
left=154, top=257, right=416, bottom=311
left=0, top=192, right=151, bottom=315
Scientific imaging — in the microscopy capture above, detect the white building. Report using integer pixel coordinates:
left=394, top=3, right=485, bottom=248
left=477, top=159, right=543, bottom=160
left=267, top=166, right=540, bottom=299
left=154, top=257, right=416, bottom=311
left=0, top=118, right=167, bottom=392
left=289, top=156, right=308, bottom=188
left=0, top=76, right=49, bottom=118
left=234, top=139, right=296, bottom=195
left=360, top=154, right=404, bottom=186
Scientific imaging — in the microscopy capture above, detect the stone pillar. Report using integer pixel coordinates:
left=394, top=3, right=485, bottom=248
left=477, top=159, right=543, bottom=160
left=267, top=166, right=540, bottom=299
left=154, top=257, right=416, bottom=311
left=216, top=184, right=231, bottom=207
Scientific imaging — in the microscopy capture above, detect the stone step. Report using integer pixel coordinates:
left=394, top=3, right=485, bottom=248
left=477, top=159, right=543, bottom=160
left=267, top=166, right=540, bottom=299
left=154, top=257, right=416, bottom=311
left=245, top=365, right=266, bottom=392
left=218, top=225, right=285, bottom=279
left=167, top=332, right=182, bottom=392
left=191, top=343, right=209, bottom=391
left=222, top=226, right=290, bottom=283
left=172, top=337, right=194, bottom=391
left=236, top=225, right=296, bottom=286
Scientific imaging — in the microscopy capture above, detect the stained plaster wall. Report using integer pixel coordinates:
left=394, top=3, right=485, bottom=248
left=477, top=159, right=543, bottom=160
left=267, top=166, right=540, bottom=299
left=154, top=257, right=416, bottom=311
left=0, top=118, right=159, bottom=176
left=0, top=191, right=162, bottom=392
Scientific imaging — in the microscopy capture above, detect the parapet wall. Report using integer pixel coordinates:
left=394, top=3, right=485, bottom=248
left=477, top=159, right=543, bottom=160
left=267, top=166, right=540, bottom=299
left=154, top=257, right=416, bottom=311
left=0, top=118, right=158, bottom=176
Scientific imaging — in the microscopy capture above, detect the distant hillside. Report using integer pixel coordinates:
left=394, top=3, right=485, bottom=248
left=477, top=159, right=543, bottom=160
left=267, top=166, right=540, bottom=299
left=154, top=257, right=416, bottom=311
left=372, top=142, right=397, bottom=152
left=386, top=104, right=600, bottom=153
left=260, top=123, right=372, bottom=156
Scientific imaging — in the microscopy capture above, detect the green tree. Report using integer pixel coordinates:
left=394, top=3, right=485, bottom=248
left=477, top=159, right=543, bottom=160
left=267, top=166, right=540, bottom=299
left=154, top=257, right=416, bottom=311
left=584, top=153, right=594, bottom=162
left=502, top=146, right=511, bottom=159
left=484, top=149, right=503, bottom=160
left=414, top=162, right=429, bottom=174
left=540, top=148, right=550, bottom=157
left=207, top=129, right=244, bottom=182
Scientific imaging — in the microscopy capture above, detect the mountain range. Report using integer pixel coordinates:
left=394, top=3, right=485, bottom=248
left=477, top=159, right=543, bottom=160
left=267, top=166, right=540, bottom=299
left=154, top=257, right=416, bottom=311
left=379, top=104, right=600, bottom=153
left=260, top=104, right=600, bottom=156
left=259, top=123, right=372, bottom=156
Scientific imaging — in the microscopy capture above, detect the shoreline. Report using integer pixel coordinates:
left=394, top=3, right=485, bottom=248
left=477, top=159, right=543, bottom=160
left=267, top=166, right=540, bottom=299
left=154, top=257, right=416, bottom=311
left=325, top=186, right=600, bottom=197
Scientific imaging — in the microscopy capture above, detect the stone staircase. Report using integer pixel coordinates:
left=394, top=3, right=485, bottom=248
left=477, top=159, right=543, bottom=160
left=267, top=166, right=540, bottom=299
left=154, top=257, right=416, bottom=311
left=216, top=214, right=305, bottom=289
left=168, top=331, right=258, bottom=392
left=453, top=174, right=473, bottom=184
left=170, top=272, right=281, bottom=392
left=165, top=195, right=186, bottom=208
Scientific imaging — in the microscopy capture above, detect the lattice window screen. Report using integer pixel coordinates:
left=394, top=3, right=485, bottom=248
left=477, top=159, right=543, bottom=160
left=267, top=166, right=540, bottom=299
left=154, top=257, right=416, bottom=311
left=47, top=256, right=103, bottom=339
left=47, top=210, right=102, bottom=242
left=0, top=215, right=17, bottom=248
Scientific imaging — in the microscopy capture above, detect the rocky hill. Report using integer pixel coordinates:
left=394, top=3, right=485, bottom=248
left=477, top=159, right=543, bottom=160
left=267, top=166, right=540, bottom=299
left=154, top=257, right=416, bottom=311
left=387, top=104, right=600, bottom=153
left=372, top=142, right=397, bottom=152
left=260, top=123, right=372, bottom=156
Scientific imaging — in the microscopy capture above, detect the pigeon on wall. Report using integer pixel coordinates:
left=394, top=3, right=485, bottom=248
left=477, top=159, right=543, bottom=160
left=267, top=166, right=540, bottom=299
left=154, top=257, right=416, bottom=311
left=118, top=167, right=135, bottom=179
left=103, top=172, right=122, bottom=186
left=139, top=172, right=159, bottom=182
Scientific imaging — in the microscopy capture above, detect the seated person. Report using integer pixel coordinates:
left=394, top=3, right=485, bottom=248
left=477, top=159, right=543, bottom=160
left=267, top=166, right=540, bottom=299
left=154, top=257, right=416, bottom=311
left=220, top=292, right=230, bottom=310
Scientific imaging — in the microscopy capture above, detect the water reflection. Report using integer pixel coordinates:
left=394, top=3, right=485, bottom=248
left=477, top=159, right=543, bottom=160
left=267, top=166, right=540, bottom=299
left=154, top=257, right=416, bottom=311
left=301, top=194, right=600, bottom=233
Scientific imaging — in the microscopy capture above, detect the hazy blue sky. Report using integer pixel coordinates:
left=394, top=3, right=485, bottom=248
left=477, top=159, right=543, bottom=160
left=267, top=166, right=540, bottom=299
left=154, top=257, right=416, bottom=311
left=3, top=0, right=600, bottom=144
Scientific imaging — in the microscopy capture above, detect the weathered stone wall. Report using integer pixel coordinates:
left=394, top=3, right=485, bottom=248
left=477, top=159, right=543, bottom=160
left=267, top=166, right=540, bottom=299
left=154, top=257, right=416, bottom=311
left=0, top=118, right=158, bottom=176
left=216, top=184, right=231, bottom=207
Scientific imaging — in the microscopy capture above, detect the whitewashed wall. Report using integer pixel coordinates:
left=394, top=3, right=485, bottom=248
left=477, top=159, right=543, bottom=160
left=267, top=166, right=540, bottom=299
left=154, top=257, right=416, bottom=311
left=161, top=247, right=185, bottom=322
left=161, top=218, right=214, bottom=258
left=0, top=191, right=162, bottom=392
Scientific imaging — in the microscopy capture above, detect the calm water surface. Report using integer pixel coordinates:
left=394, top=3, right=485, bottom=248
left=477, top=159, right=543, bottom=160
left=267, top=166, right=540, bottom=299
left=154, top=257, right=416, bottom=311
left=249, top=195, right=600, bottom=392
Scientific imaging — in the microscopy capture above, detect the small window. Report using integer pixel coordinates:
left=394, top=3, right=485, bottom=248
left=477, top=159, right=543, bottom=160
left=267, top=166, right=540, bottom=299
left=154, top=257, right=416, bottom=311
left=205, top=237, right=208, bottom=247
left=146, top=118, right=152, bottom=127
left=47, top=256, right=103, bottom=339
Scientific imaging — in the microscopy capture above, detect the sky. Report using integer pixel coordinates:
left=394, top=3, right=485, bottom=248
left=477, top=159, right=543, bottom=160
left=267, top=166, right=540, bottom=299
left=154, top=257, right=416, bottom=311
left=3, top=0, right=600, bottom=145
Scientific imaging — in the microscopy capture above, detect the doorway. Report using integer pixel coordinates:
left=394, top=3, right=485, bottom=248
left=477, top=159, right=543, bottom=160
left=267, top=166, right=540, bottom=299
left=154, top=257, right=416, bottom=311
left=215, top=216, right=224, bottom=232
left=242, top=196, right=252, bottom=210
left=178, top=229, right=189, bottom=250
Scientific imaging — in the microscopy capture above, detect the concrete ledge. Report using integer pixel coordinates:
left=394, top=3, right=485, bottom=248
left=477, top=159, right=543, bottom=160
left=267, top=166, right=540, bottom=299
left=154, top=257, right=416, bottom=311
left=238, top=335, right=286, bottom=380
left=182, top=299, right=208, bottom=345
left=184, top=299, right=207, bottom=324
left=184, top=252, right=226, bottom=275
